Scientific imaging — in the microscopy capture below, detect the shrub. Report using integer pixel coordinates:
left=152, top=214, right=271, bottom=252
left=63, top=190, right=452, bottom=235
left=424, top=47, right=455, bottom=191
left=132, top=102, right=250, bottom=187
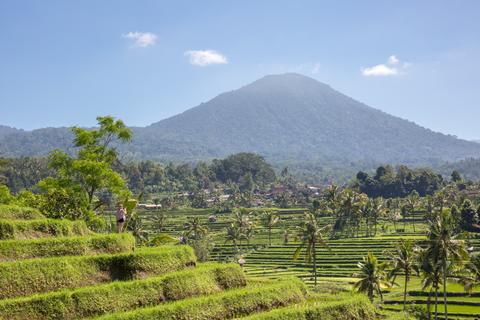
left=0, top=263, right=245, bottom=320
left=0, top=219, right=90, bottom=240
left=95, top=278, right=307, bottom=320
left=0, top=205, right=44, bottom=220
left=0, top=245, right=196, bottom=299
left=0, top=233, right=135, bottom=261
left=240, top=294, right=376, bottom=320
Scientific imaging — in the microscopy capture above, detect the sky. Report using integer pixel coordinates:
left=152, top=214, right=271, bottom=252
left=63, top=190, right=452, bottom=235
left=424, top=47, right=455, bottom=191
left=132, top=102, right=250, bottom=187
left=0, top=1, right=479, bottom=140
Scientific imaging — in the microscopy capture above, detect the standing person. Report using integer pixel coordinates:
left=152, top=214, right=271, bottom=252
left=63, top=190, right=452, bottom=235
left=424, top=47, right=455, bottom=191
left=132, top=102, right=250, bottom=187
left=116, top=203, right=127, bottom=233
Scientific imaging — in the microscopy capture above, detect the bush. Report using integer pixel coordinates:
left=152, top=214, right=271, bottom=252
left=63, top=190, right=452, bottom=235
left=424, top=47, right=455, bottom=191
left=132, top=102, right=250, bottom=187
left=240, top=294, right=375, bottom=320
left=0, top=233, right=135, bottom=261
left=95, top=278, right=307, bottom=320
left=0, top=219, right=90, bottom=240
left=0, top=263, right=245, bottom=320
left=0, top=205, right=44, bottom=220
left=0, top=245, right=196, bottom=299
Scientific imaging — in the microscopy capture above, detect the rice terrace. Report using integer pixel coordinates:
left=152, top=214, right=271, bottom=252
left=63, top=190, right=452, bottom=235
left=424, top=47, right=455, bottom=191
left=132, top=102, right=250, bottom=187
left=1, top=1, right=480, bottom=319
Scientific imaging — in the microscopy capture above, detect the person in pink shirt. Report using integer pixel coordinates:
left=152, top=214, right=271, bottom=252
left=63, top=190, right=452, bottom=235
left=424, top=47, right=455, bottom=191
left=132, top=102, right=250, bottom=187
left=116, top=203, right=127, bottom=233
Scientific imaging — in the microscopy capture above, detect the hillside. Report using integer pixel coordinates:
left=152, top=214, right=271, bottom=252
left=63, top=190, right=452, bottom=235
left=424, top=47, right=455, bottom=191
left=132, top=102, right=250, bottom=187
left=1, top=73, right=480, bottom=165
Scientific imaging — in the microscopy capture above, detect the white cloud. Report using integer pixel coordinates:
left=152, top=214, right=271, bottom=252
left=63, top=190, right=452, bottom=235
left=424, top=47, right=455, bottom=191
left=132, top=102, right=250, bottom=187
left=123, top=32, right=157, bottom=47
left=362, top=55, right=408, bottom=77
left=362, top=64, right=398, bottom=76
left=311, top=62, right=321, bottom=74
left=387, top=55, right=399, bottom=65
left=184, top=50, right=228, bottom=66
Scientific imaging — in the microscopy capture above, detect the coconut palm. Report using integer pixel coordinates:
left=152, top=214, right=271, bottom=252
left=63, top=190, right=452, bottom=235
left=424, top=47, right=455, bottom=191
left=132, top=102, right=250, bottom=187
left=293, top=212, right=331, bottom=286
left=225, top=223, right=241, bottom=252
left=126, top=214, right=149, bottom=245
left=231, top=208, right=255, bottom=249
left=261, top=210, right=280, bottom=246
left=425, top=210, right=468, bottom=320
left=184, top=217, right=208, bottom=240
left=353, top=251, right=390, bottom=302
left=369, top=197, right=384, bottom=236
left=460, top=253, right=480, bottom=294
left=406, top=190, right=420, bottom=232
left=387, top=239, right=418, bottom=310
left=417, top=248, right=442, bottom=320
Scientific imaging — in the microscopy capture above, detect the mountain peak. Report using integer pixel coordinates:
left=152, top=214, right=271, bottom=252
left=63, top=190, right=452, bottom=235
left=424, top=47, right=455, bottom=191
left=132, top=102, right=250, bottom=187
left=2, top=74, right=480, bottom=166
left=241, top=73, right=331, bottom=93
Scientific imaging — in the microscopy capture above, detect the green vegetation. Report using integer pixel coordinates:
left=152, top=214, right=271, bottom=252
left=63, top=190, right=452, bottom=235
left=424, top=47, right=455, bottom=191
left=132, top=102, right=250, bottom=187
left=0, top=204, right=44, bottom=220
left=356, top=165, right=444, bottom=198
left=0, top=218, right=90, bottom=240
left=0, top=263, right=245, bottom=320
left=95, top=278, right=307, bottom=320
left=0, top=246, right=196, bottom=299
left=240, top=294, right=375, bottom=320
left=0, top=233, right=135, bottom=261
left=36, top=116, right=132, bottom=220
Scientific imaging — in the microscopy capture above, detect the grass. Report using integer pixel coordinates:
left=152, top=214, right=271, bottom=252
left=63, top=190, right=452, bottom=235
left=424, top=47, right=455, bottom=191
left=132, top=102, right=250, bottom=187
left=93, top=278, right=307, bottom=320
left=0, top=245, right=196, bottom=299
left=0, top=263, right=246, bottom=320
left=0, top=205, right=44, bottom=220
left=0, top=218, right=90, bottom=240
left=238, top=294, right=375, bottom=319
left=0, top=233, right=135, bottom=261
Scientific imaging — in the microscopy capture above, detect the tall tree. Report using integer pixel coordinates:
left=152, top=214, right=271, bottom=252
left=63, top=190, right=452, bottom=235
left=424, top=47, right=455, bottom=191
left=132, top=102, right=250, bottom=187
left=184, top=217, right=209, bottom=241
left=293, top=212, right=331, bottom=286
left=37, top=116, right=132, bottom=219
left=353, top=251, right=389, bottom=302
left=261, top=210, right=280, bottom=246
left=407, top=190, right=420, bottom=232
left=387, top=239, right=418, bottom=310
left=425, top=210, right=468, bottom=320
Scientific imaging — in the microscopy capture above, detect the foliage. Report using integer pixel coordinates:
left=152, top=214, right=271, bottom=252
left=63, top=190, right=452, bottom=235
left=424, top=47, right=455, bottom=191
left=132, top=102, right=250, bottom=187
left=36, top=116, right=132, bottom=220
left=211, top=153, right=276, bottom=187
left=355, top=165, right=444, bottom=198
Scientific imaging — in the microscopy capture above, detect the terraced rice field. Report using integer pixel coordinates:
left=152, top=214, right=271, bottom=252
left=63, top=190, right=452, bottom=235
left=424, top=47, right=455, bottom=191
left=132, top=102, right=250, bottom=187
left=0, top=206, right=373, bottom=319
left=136, top=207, right=480, bottom=319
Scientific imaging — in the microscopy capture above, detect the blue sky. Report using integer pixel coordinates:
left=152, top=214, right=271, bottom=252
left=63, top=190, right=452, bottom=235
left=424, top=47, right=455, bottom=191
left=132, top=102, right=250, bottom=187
left=1, top=1, right=479, bottom=140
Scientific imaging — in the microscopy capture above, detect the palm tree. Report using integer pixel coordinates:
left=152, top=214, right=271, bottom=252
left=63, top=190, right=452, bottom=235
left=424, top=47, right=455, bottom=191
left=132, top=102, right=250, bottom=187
left=425, top=210, right=468, bottom=320
left=460, top=254, right=480, bottom=294
left=324, top=184, right=341, bottom=225
left=225, top=223, right=241, bottom=252
left=353, top=251, right=389, bottom=302
left=261, top=210, right=280, bottom=246
left=231, top=208, right=255, bottom=250
left=154, top=211, right=168, bottom=232
left=126, top=214, right=149, bottom=245
left=293, top=212, right=331, bottom=286
left=370, top=197, right=384, bottom=236
left=417, top=248, right=441, bottom=320
left=407, top=190, right=420, bottom=232
left=184, top=217, right=208, bottom=240
left=387, top=239, right=418, bottom=310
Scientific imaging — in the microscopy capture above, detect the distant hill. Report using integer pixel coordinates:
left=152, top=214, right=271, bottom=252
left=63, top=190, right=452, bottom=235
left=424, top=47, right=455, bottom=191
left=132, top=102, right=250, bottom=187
left=0, top=125, right=20, bottom=138
left=1, top=73, right=480, bottom=168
